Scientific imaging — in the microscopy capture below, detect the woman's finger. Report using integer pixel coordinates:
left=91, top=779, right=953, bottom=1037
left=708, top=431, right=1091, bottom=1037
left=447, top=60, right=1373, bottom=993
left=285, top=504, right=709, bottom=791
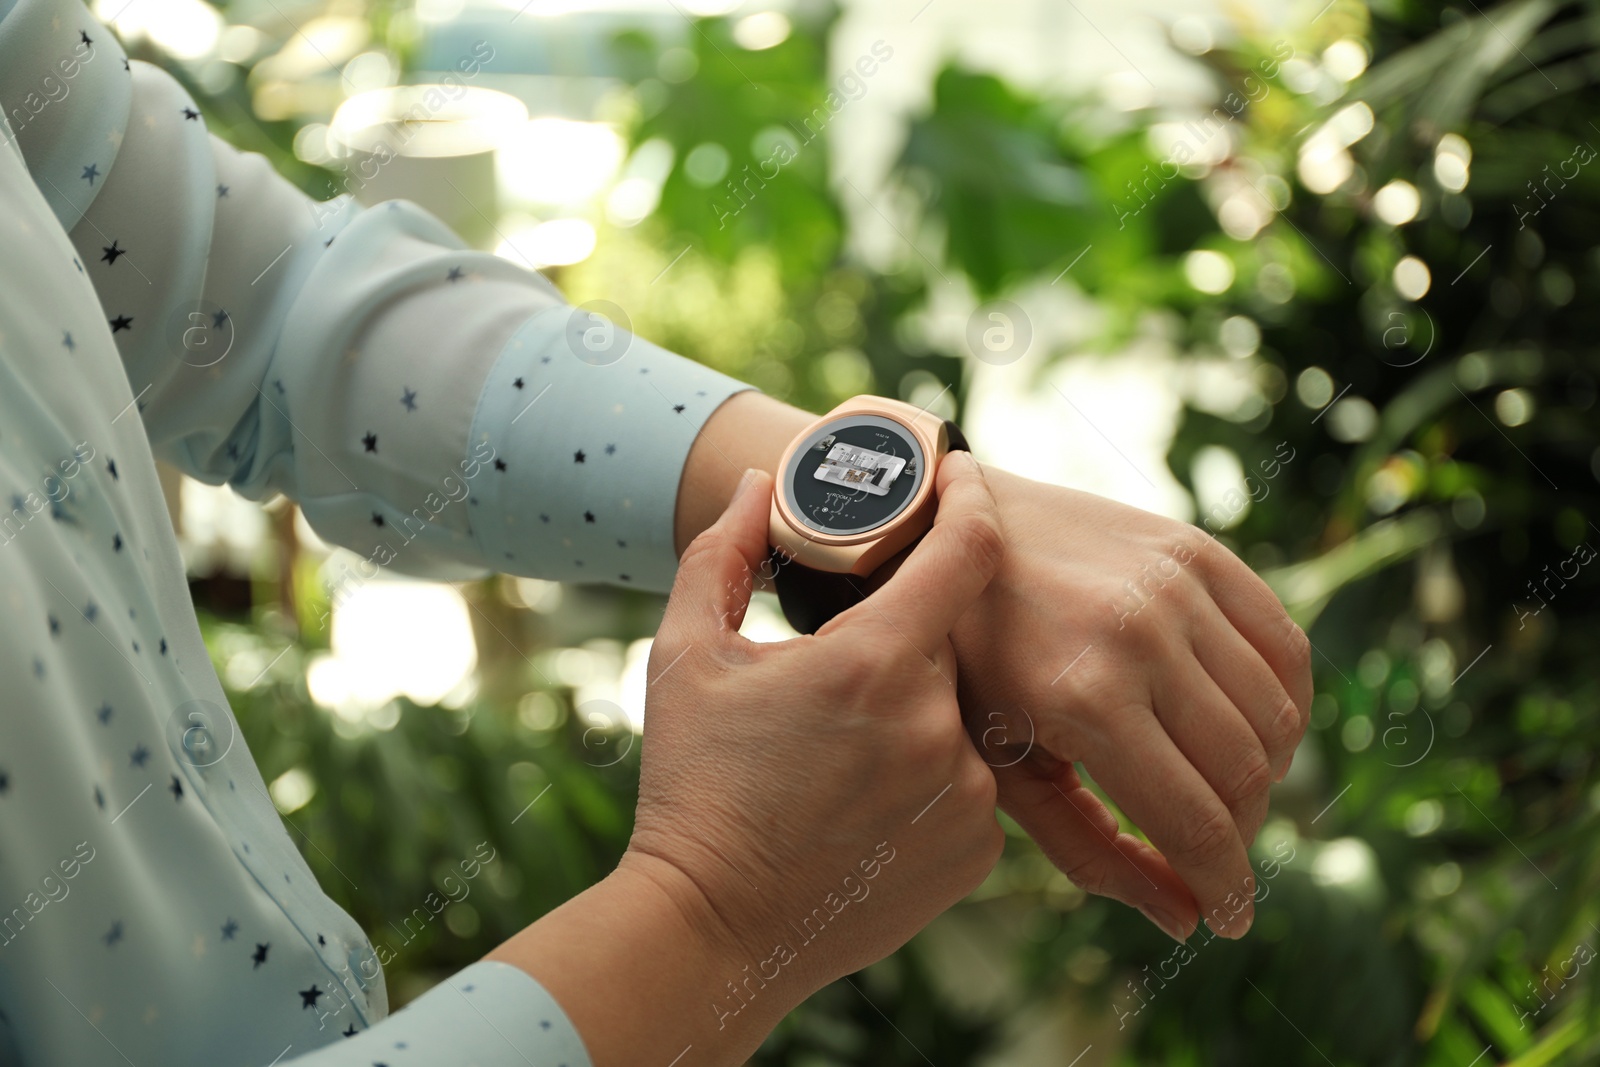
left=834, top=451, right=1004, bottom=653
left=659, top=468, right=772, bottom=648
left=1190, top=597, right=1303, bottom=780
left=1151, top=660, right=1274, bottom=847
left=995, top=758, right=1198, bottom=942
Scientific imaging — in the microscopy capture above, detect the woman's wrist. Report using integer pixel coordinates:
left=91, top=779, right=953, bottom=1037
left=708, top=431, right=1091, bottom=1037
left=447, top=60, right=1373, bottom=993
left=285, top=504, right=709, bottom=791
left=487, top=851, right=807, bottom=1067
left=672, top=390, right=813, bottom=556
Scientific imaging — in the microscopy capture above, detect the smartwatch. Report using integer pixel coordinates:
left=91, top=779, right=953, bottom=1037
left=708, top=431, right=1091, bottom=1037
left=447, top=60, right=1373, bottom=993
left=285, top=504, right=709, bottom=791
left=766, top=395, right=969, bottom=634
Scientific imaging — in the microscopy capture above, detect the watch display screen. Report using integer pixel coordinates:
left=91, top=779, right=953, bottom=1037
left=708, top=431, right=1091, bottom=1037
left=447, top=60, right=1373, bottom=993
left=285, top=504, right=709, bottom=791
left=784, top=415, right=926, bottom=535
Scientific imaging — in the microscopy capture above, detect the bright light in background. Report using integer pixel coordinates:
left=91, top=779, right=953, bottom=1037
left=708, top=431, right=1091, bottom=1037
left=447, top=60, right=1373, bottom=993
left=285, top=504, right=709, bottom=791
left=417, top=0, right=466, bottom=22
left=1190, top=445, right=1249, bottom=530
left=343, top=51, right=395, bottom=93
left=684, top=0, right=740, bottom=14
left=1219, top=315, right=1260, bottom=359
left=1150, top=121, right=1229, bottom=169
left=1434, top=133, right=1472, bottom=192
left=252, top=16, right=368, bottom=80
left=1495, top=388, right=1535, bottom=427
left=1169, top=16, right=1213, bottom=56
left=332, top=86, right=527, bottom=158
left=1311, top=837, right=1378, bottom=889
left=307, top=578, right=477, bottom=713
left=1373, top=179, right=1420, bottom=225
left=497, top=119, right=625, bottom=206
left=733, top=11, right=791, bottom=50
left=1184, top=249, right=1234, bottom=293
left=96, top=0, right=221, bottom=59
left=269, top=767, right=316, bottom=814
left=1298, top=102, right=1373, bottom=195
left=1326, top=396, right=1378, bottom=443
left=1321, top=39, right=1369, bottom=82
left=496, top=218, right=598, bottom=267
left=1102, top=69, right=1154, bottom=111
left=1393, top=255, right=1431, bottom=300
left=606, top=138, right=674, bottom=226
left=1296, top=366, right=1335, bottom=408
left=216, top=24, right=262, bottom=64
left=178, top=477, right=270, bottom=574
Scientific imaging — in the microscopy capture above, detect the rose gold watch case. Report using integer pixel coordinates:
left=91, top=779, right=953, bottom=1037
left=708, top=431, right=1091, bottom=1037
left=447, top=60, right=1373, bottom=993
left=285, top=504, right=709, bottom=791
left=768, top=395, right=953, bottom=576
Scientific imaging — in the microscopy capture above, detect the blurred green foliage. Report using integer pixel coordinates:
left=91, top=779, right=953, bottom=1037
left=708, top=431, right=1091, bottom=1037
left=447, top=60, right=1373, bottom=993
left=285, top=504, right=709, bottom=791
left=168, top=0, right=1600, bottom=1063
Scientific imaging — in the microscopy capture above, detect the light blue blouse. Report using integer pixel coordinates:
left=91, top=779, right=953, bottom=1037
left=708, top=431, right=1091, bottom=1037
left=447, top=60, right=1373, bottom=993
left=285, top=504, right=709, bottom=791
left=0, top=0, right=753, bottom=1063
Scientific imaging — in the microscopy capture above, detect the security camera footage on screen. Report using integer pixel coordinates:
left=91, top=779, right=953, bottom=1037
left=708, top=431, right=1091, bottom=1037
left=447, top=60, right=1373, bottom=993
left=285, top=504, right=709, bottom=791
left=786, top=424, right=923, bottom=535
left=815, top=442, right=906, bottom=495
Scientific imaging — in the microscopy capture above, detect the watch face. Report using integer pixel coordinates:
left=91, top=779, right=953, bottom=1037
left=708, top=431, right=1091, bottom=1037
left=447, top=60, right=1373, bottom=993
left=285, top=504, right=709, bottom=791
left=782, top=414, right=927, bottom=536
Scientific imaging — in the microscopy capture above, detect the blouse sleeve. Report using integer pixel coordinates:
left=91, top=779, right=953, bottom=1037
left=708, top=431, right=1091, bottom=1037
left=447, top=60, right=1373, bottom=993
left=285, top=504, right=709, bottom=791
left=5, top=0, right=753, bottom=594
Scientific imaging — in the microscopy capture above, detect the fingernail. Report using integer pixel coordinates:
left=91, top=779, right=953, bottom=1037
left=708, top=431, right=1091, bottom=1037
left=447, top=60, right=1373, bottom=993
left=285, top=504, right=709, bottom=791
left=1139, top=902, right=1191, bottom=944
left=731, top=468, right=759, bottom=504
left=1205, top=908, right=1253, bottom=940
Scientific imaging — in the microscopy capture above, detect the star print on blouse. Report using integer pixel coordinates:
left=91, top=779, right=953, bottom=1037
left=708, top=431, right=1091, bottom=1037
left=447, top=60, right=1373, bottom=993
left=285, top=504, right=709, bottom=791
left=168, top=775, right=183, bottom=800
left=401, top=387, right=417, bottom=411
left=212, top=309, right=228, bottom=328
left=362, top=432, right=377, bottom=453
left=300, top=985, right=322, bottom=1009
left=513, top=377, right=524, bottom=389
left=220, top=919, right=238, bottom=940
left=251, top=943, right=269, bottom=967
left=93, top=785, right=105, bottom=810
left=101, top=240, right=125, bottom=265
left=104, top=921, right=122, bottom=946
left=493, top=458, right=507, bottom=471
left=97, top=702, right=113, bottom=724
left=109, top=314, right=133, bottom=332
left=0, top=769, right=9, bottom=793
left=81, top=163, right=99, bottom=185
left=62, top=330, right=75, bottom=351
left=371, top=514, right=384, bottom=527
left=447, top=266, right=463, bottom=282
left=583, top=512, right=595, bottom=523
left=107, top=458, right=118, bottom=479
left=79, top=28, right=91, bottom=45
left=216, top=183, right=229, bottom=197
left=130, top=744, right=149, bottom=767
left=573, top=450, right=585, bottom=463
left=181, top=107, right=199, bottom=120
left=605, top=444, right=616, bottom=455
left=48, top=614, right=60, bottom=636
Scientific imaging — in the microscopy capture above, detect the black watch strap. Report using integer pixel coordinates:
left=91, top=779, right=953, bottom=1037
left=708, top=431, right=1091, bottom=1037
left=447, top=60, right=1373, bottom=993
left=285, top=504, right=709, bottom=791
left=770, top=419, right=968, bottom=635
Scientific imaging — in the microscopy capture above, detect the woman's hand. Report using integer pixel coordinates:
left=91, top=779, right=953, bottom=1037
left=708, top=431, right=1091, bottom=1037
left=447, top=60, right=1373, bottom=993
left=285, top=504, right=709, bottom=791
left=939, top=468, right=1313, bottom=942
left=493, top=451, right=1008, bottom=1066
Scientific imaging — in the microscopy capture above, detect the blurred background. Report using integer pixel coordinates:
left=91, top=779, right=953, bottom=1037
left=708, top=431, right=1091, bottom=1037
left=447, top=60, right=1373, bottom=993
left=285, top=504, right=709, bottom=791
left=107, top=0, right=1599, bottom=1062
